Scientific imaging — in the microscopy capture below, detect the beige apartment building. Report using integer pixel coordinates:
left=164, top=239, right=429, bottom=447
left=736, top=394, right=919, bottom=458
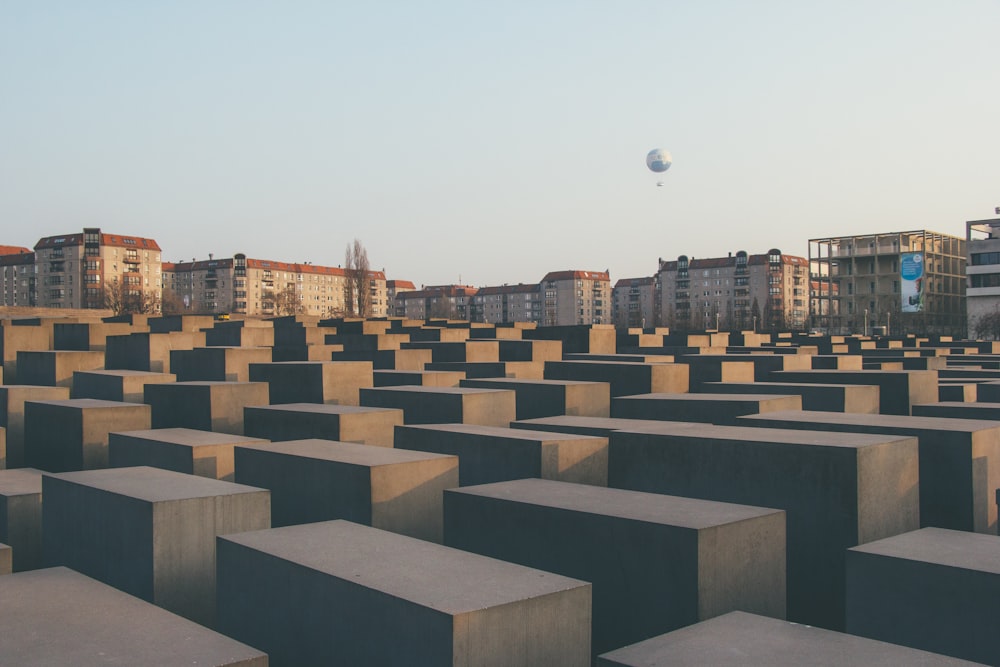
left=471, top=283, right=541, bottom=324
left=658, top=250, right=808, bottom=332
left=10, top=229, right=164, bottom=310
left=810, top=230, right=966, bottom=336
left=163, top=253, right=389, bottom=318
left=612, top=276, right=657, bottom=329
left=539, top=270, right=611, bottom=326
left=964, top=219, right=1000, bottom=337
left=386, top=280, right=416, bottom=316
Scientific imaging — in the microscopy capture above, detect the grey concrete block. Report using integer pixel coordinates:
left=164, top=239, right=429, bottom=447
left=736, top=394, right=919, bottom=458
left=109, top=428, right=269, bottom=481
left=360, top=386, right=516, bottom=426
left=612, top=392, right=802, bottom=425
left=104, top=330, right=205, bottom=374
left=24, top=398, right=152, bottom=472
left=330, top=347, right=433, bottom=370
left=609, top=423, right=920, bottom=630
left=243, top=403, right=402, bottom=447
left=445, top=478, right=786, bottom=657
left=43, top=466, right=270, bottom=626
left=740, top=410, right=1000, bottom=533
left=248, top=360, right=373, bottom=405
left=395, top=424, right=608, bottom=486
left=596, top=611, right=982, bottom=666
left=672, top=356, right=755, bottom=391
left=16, top=350, right=105, bottom=388
left=145, top=381, right=269, bottom=436
left=544, top=360, right=689, bottom=396
left=0, top=386, right=70, bottom=468
left=71, top=369, right=176, bottom=403
left=0, top=567, right=267, bottom=665
left=460, top=378, right=611, bottom=420
left=700, top=380, right=880, bottom=413
left=523, top=324, right=616, bottom=354
left=0, top=542, right=9, bottom=575
left=374, top=369, right=465, bottom=387
left=170, top=346, right=272, bottom=383
left=769, top=369, right=938, bottom=415
left=511, top=415, right=702, bottom=439
left=0, top=468, right=43, bottom=571
left=847, top=527, right=1000, bottom=665
left=217, top=520, right=591, bottom=666
left=53, top=321, right=138, bottom=352
left=234, top=439, right=457, bottom=540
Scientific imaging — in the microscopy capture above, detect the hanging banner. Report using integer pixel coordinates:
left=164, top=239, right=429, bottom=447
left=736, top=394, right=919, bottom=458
left=900, top=252, right=924, bottom=313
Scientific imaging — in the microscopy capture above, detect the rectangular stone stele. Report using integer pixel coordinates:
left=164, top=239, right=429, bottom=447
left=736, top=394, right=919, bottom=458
left=459, top=378, right=611, bottom=420
left=109, top=428, right=270, bottom=481
left=144, top=381, right=270, bottom=436
left=234, top=439, right=457, bottom=541
left=217, top=520, right=591, bottom=666
left=0, top=567, right=267, bottom=666
left=243, top=403, right=403, bottom=447
left=395, top=423, right=608, bottom=486
left=248, top=360, right=374, bottom=406
left=0, top=468, right=43, bottom=572
left=612, top=392, right=802, bottom=425
left=846, top=527, right=1000, bottom=666
left=609, top=423, right=920, bottom=631
left=16, top=350, right=106, bottom=388
left=42, top=466, right=271, bottom=627
left=701, top=381, right=880, bottom=414
left=445, top=478, right=786, bottom=658
left=169, top=347, right=273, bottom=383
left=24, top=398, right=152, bottom=472
left=70, top=369, right=177, bottom=403
left=769, top=369, right=938, bottom=415
left=596, top=610, right=981, bottom=667
left=511, top=415, right=702, bottom=439
left=374, top=369, right=465, bottom=387
left=0, top=542, right=9, bottom=575
left=544, top=360, right=689, bottom=397
left=359, top=386, right=516, bottom=426
left=740, top=409, right=1000, bottom=534
left=0, top=386, right=71, bottom=468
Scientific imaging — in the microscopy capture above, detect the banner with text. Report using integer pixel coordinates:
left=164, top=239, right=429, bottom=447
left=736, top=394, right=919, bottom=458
left=901, top=252, right=924, bottom=313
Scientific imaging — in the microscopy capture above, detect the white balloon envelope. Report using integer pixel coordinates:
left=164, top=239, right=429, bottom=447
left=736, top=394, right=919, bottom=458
left=646, top=148, right=672, bottom=173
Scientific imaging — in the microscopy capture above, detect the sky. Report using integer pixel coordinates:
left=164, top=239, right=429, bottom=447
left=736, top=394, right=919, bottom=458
left=2, top=1, right=998, bottom=287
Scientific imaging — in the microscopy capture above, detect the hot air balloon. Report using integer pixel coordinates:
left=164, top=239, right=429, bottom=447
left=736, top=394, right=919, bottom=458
left=646, top=148, right=672, bottom=186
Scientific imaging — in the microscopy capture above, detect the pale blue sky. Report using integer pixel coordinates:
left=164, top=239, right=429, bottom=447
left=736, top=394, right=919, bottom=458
left=2, top=1, right=997, bottom=287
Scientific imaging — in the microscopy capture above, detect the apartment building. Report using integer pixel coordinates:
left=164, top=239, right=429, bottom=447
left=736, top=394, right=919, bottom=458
left=386, top=280, right=416, bottom=316
left=395, top=285, right=479, bottom=320
left=659, top=250, right=808, bottom=331
left=471, top=283, right=541, bottom=325
left=810, top=230, right=966, bottom=336
left=965, top=218, right=1000, bottom=337
left=0, top=247, right=35, bottom=307
left=163, top=253, right=388, bottom=318
left=539, top=270, right=611, bottom=326
left=23, top=229, right=163, bottom=310
left=612, top=276, right=657, bottom=329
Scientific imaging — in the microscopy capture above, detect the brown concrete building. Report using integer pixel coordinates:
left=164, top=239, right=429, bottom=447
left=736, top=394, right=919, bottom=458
left=810, top=230, right=966, bottom=336
left=396, top=285, right=479, bottom=320
left=26, top=229, right=163, bottom=311
left=658, top=250, right=808, bottom=332
left=471, top=283, right=541, bottom=325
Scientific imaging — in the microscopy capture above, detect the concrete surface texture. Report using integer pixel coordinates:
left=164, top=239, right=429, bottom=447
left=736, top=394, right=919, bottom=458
left=242, top=402, right=402, bottom=446
left=0, top=467, right=43, bottom=571
left=109, top=427, right=270, bottom=481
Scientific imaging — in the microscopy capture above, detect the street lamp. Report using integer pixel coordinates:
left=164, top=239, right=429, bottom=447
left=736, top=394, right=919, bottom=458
left=864, top=308, right=868, bottom=336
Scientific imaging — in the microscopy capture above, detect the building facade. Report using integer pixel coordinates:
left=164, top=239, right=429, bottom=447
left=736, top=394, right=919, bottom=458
left=966, top=218, right=1000, bottom=338
left=539, top=270, right=611, bottom=326
left=471, top=284, right=541, bottom=325
left=17, top=229, right=164, bottom=310
left=612, top=276, right=657, bottom=329
left=658, top=250, right=808, bottom=332
left=163, top=253, right=388, bottom=318
left=395, top=285, right=479, bottom=320
left=0, top=247, right=35, bottom=307
left=810, top=230, right=966, bottom=336
left=386, top=280, right=416, bottom=316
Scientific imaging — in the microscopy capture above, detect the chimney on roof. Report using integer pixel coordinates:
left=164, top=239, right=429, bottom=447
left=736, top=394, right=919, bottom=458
left=209, top=253, right=213, bottom=260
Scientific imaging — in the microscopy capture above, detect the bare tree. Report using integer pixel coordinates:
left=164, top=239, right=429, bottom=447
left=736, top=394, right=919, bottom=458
left=275, top=284, right=302, bottom=316
left=160, top=288, right=187, bottom=315
left=344, top=239, right=372, bottom=317
left=103, top=279, right=159, bottom=315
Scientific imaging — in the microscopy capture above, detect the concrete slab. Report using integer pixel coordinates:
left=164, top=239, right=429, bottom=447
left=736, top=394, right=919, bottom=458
left=247, top=360, right=373, bottom=405
left=0, top=567, right=267, bottom=665
left=360, top=385, right=516, bottom=426
left=234, top=439, right=457, bottom=540
left=71, top=369, right=176, bottom=403
left=596, top=611, right=982, bottom=666
left=609, top=422, right=919, bottom=630
left=217, top=520, right=591, bottom=666
left=769, top=369, right=938, bottom=415
left=511, top=415, right=702, bottom=439
left=523, top=324, right=616, bottom=354
left=24, top=398, right=152, bottom=472
left=374, top=369, right=465, bottom=387
left=145, top=381, right=269, bottom=436
left=612, top=392, right=802, bottom=425
left=330, top=347, right=433, bottom=370
left=43, top=466, right=270, bottom=626
left=243, top=403, right=402, bottom=447
left=170, top=346, right=272, bottom=383
left=460, top=377, right=611, bottom=420
left=0, top=386, right=86, bottom=468
left=16, top=350, right=105, bottom=388
left=0, top=468, right=43, bottom=571
left=847, top=528, right=1000, bottom=665
left=109, top=428, right=269, bottom=481
left=544, top=360, right=689, bottom=397
left=740, top=410, right=1000, bottom=533
left=445, top=478, right=785, bottom=657
left=104, top=330, right=205, bottom=374
left=395, top=423, right=608, bottom=486
left=700, top=380, right=879, bottom=413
